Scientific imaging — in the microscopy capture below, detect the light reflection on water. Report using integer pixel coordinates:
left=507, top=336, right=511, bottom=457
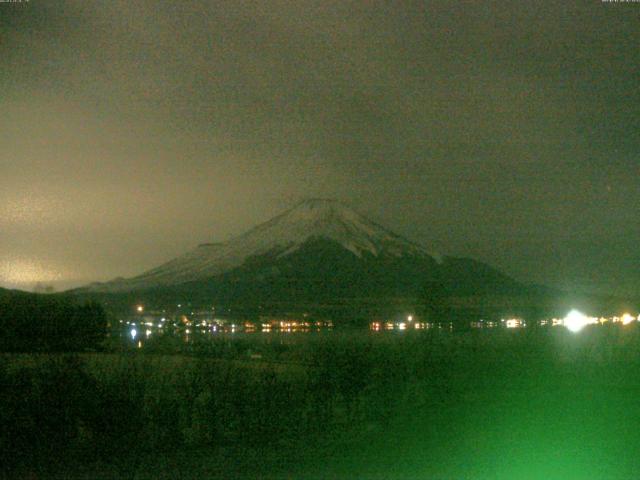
left=119, top=321, right=464, bottom=349
left=120, top=309, right=639, bottom=343
left=119, top=311, right=640, bottom=349
left=120, top=321, right=340, bottom=347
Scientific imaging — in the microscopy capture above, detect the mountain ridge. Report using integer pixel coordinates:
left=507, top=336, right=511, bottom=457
left=84, top=199, right=441, bottom=293
left=76, top=199, right=529, bottom=319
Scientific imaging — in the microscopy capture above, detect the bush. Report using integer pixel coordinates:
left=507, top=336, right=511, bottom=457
left=0, top=294, right=107, bottom=352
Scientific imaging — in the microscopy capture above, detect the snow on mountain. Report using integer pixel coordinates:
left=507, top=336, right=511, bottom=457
left=87, top=199, right=436, bottom=292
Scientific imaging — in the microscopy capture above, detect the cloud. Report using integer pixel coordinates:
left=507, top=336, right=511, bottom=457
left=0, top=1, right=638, bottom=293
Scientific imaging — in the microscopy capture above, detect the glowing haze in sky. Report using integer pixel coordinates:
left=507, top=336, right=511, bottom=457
left=0, top=1, right=638, bottom=294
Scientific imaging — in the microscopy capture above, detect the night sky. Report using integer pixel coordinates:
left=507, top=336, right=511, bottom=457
left=1, top=1, right=638, bottom=295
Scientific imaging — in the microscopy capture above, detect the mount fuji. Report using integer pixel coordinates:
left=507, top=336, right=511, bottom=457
left=81, top=199, right=522, bottom=305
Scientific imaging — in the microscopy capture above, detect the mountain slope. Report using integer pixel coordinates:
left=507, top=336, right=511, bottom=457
left=79, top=199, right=526, bottom=315
left=170, top=236, right=443, bottom=303
left=87, top=199, right=437, bottom=292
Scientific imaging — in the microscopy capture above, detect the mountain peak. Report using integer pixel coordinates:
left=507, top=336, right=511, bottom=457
left=284, top=198, right=354, bottom=221
left=86, top=200, right=434, bottom=291
left=296, top=197, right=341, bottom=206
left=293, top=198, right=351, bottom=210
left=274, top=198, right=364, bottom=226
left=239, top=199, right=422, bottom=259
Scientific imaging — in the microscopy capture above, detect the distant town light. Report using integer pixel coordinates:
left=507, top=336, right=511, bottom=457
left=136, top=305, right=144, bottom=313
left=621, top=313, right=635, bottom=325
left=505, top=318, right=522, bottom=329
left=564, top=310, right=590, bottom=333
left=130, top=328, right=137, bottom=339
left=407, top=315, right=413, bottom=322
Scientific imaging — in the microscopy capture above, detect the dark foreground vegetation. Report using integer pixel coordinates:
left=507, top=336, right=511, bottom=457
left=3, top=326, right=640, bottom=479
left=0, top=290, right=106, bottom=352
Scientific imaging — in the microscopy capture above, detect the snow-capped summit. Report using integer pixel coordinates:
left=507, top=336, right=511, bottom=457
left=86, top=199, right=435, bottom=292
left=235, top=198, right=429, bottom=259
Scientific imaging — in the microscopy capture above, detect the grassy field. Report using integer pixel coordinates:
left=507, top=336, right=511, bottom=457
left=2, top=326, right=640, bottom=479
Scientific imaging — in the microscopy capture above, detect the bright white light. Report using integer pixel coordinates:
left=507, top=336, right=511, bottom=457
left=145, top=329, right=152, bottom=337
left=136, top=305, right=144, bottom=313
left=407, top=315, right=413, bottom=322
left=130, top=328, right=137, bottom=339
left=563, top=310, right=589, bottom=333
left=621, top=313, right=635, bottom=325
left=398, top=322, right=406, bottom=330
left=505, top=319, right=521, bottom=329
